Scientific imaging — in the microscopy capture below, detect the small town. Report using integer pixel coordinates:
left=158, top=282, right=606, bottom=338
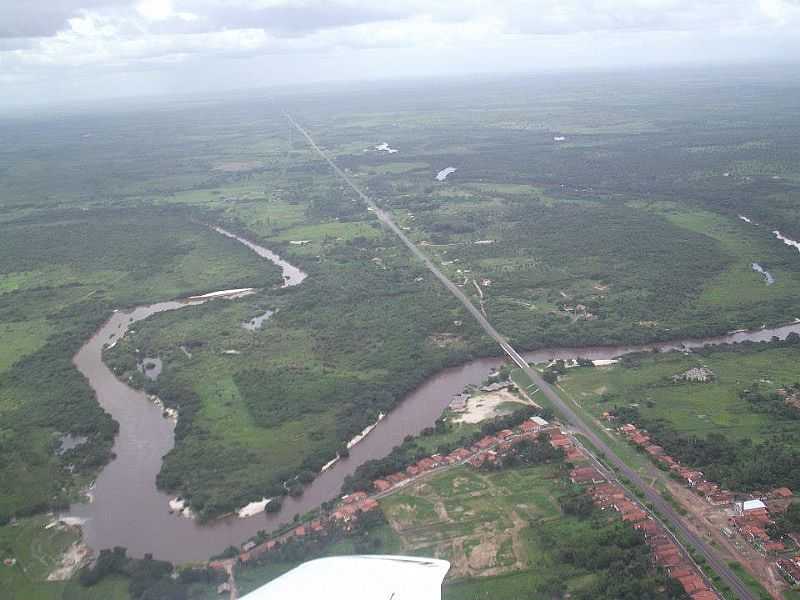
left=216, top=414, right=725, bottom=599
left=612, top=418, right=800, bottom=591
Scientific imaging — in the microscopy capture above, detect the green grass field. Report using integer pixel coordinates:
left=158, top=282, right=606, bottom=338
left=557, top=345, right=800, bottom=442
left=656, top=206, right=800, bottom=310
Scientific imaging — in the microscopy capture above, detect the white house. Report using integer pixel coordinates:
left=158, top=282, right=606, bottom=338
left=734, top=499, right=767, bottom=515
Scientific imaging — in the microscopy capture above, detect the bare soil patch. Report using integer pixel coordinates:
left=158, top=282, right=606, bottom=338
left=453, top=389, right=530, bottom=424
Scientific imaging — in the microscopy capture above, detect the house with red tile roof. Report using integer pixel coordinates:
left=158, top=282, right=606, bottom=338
left=417, top=457, right=438, bottom=471
left=695, top=481, right=719, bottom=497
left=677, top=574, right=706, bottom=594
left=294, top=525, right=306, bottom=537
left=448, top=448, right=472, bottom=463
left=387, top=473, right=407, bottom=485
left=359, top=498, right=379, bottom=512
left=614, top=499, right=638, bottom=514
left=373, top=479, right=392, bottom=492
left=708, top=491, right=733, bottom=506
left=566, top=447, right=585, bottom=462
left=690, top=591, right=719, bottom=600
left=634, top=519, right=662, bottom=538
left=622, top=508, right=648, bottom=523
left=772, top=487, right=793, bottom=498
left=549, top=433, right=572, bottom=449
left=759, top=540, right=785, bottom=556
left=777, top=558, right=800, bottom=585
left=310, top=520, right=325, bottom=533
left=333, top=504, right=360, bottom=521
left=497, top=441, right=513, bottom=452
left=591, top=482, right=624, bottom=497
left=468, top=454, right=486, bottom=468
left=343, top=491, right=368, bottom=504
left=569, top=466, right=605, bottom=485
left=475, top=436, right=498, bottom=450
left=683, top=470, right=705, bottom=486
left=656, top=455, right=677, bottom=467
left=669, top=565, right=694, bottom=579
left=651, top=538, right=677, bottom=552
left=406, top=464, right=420, bottom=477
left=591, top=494, right=615, bottom=510
left=655, top=549, right=683, bottom=568
left=740, top=524, right=770, bottom=545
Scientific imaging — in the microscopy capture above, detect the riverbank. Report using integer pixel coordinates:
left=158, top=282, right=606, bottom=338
left=60, top=199, right=800, bottom=564
left=70, top=289, right=800, bottom=563
left=64, top=228, right=310, bottom=562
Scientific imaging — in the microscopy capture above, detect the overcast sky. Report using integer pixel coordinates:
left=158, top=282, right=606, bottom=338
left=2, top=0, right=800, bottom=110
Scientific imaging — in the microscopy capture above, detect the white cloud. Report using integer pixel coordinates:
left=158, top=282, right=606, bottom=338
left=759, top=0, right=800, bottom=24
left=1, top=0, right=799, bottom=108
left=137, top=0, right=198, bottom=22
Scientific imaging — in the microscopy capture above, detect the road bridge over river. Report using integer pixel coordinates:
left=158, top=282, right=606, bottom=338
left=288, top=114, right=757, bottom=600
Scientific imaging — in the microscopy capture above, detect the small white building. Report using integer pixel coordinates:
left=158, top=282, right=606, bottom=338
left=531, top=416, right=549, bottom=426
left=734, top=499, right=767, bottom=515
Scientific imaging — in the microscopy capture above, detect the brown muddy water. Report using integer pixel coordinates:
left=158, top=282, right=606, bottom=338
left=66, top=230, right=800, bottom=562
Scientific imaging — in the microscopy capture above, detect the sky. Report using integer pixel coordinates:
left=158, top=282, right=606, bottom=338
left=2, top=0, right=800, bottom=110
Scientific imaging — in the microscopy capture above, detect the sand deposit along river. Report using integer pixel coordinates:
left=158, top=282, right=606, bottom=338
left=66, top=228, right=800, bottom=563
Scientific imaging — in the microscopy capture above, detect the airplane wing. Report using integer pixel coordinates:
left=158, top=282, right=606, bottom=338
left=239, top=555, right=451, bottom=600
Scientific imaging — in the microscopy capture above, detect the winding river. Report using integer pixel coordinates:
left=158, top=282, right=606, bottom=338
left=66, top=228, right=800, bottom=563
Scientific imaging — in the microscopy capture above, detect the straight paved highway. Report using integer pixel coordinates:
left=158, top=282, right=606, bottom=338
left=288, top=114, right=757, bottom=600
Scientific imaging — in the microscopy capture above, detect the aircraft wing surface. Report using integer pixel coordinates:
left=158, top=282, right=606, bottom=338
left=239, top=555, right=450, bottom=600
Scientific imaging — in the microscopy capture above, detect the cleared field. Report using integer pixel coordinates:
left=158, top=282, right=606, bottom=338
left=381, top=465, right=563, bottom=579
left=379, top=462, right=676, bottom=600
left=557, top=344, right=800, bottom=442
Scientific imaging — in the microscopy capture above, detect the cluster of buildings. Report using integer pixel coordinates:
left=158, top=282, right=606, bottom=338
left=369, top=414, right=597, bottom=513
left=615, top=422, right=734, bottom=506
left=230, top=492, right=381, bottom=566
left=229, top=415, right=571, bottom=570
left=726, top=489, right=800, bottom=585
left=448, top=379, right=516, bottom=413
left=584, top=474, right=720, bottom=599
left=613, top=418, right=800, bottom=588
left=227, top=414, right=584, bottom=573
left=371, top=416, right=574, bottom=491
left=728, top=498, right=786, bottom=556
left=777, top=556, right=800, bottom=586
